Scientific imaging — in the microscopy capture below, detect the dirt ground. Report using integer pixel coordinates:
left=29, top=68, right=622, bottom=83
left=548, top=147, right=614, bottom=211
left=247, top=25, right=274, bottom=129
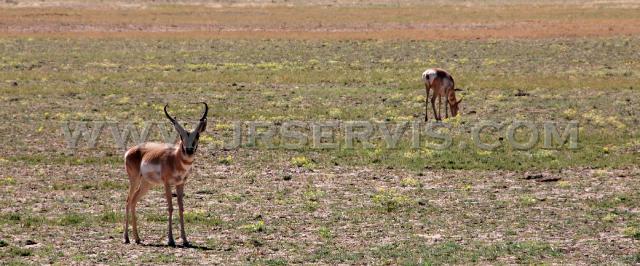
left=2, top=1, right=640, bottom=39
left=1, top=0, right=640, bottom=265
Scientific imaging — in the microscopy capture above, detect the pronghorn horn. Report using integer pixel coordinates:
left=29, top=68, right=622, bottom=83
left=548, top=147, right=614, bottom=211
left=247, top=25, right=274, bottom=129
left=193, top=102, right=208, bottom=132
left=164, top=104, right=186, bottom=134
left=456, top=95, right=464, bottom=104
left=199, top=102, right=208, bottom=122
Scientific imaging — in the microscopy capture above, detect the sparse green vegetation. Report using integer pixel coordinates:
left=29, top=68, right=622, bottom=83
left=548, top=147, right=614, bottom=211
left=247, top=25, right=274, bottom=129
left=240, top=220, right=266, bottom=233
left=623, top=227, right=640, bottom=240
left=372, top=188, right=413, bottom=212
left=291, top=156, right=313, bottom=168
left=0, top=176, right=16, bottom=186
left=58, top=213, right=88, bottom=226
left=1, top=1, right=640, bottom=264
left=100, top=208, right=122, bottom=223
left=9, top=247, right=32, bottom=257
left=0, top=213, right=46, bottom=228
left=400, top=177, right=421, bottom=188
left=261, top=259, right=288, bottom=266
left=318, top=227, right=332, bottom=239
left=302, top=186, right=324, bottom=212
left=217, top=155, right=233, bottom=165
left=183, top=210, right=223, bottom=226
left=140, top=253, right=177, bottom=263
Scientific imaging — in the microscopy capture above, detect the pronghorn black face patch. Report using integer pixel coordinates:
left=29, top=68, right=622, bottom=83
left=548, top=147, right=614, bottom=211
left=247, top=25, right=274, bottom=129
left=180, top=130, right=201, bottom=155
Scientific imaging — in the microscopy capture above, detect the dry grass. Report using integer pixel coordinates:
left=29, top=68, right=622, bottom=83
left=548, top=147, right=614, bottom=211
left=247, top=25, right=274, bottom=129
left=1, top=1, right=640, bottom=264
left=1, top=3, right=640, bottom=39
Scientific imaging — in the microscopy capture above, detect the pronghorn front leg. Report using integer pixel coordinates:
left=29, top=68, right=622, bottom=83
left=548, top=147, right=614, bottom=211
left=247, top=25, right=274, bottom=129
left=445, top=97, right=449, bottom=119
left=164, top=183, right=176, bottom=247
left=176, top=184, right=189, bottom=246
left=430, top=95, right=438, bottom=121
left=444, top=90, right=449, bottom=118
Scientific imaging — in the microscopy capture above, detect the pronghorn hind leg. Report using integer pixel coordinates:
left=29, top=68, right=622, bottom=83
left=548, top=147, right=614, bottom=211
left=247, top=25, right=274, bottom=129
left=123, top=174, right=141, bottom=244
left=430, top=95, right=438, bottom=121
left=425, top=85, right=430, bottom=122
left=437, top=95, right=443, bottom=121
left=130, top=180, right=150, bottom=244
left=164, top=183, right=176, bottom=247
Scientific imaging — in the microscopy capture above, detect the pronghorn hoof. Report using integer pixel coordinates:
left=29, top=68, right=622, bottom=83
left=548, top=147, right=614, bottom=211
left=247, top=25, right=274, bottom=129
left=123, top=238, right=130, bottom=244
left=168, top=240, right=176, bottom=247
left=135, top=239, right=142, bottom=245
left=182, top=241, right=191, bottom=248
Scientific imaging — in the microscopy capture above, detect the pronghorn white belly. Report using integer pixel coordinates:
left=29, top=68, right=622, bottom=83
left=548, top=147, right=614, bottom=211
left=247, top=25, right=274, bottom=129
left=140, top=161, right=163, bottom=185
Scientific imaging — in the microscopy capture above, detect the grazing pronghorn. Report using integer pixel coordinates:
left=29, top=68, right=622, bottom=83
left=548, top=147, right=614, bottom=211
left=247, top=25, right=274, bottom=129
left=123, top=102, right=208, bottom=247
left=421, top=68, right=462, bottom=121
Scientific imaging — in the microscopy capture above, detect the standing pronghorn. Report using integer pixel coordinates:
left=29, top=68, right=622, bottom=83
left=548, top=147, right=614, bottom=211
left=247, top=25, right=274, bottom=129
left=422, top=68, right=462, bottom=121
left=123, top=102, right=208, bottom=247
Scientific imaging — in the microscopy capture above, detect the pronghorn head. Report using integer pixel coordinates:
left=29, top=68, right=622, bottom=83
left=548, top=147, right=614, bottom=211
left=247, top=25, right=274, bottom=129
left=164, top=102, right=208, bottom=156
left=449, top=96, right=463, bottom=117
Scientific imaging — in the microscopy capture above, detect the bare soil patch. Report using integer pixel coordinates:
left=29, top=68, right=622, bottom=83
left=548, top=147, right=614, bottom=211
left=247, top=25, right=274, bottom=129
left=1, top=3, right=640, bottom=39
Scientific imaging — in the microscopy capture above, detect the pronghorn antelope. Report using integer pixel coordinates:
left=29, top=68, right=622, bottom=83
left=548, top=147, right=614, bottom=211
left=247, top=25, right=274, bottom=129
left=421, top=68, right=462, bottom=121
left=123, top=102, right=208, bottom=247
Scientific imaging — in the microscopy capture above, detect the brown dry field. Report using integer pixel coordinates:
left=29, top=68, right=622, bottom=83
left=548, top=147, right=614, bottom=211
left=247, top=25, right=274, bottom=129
left=2, top=0, right=640, bottom=265
left=1, top=1, right=640, bottom=39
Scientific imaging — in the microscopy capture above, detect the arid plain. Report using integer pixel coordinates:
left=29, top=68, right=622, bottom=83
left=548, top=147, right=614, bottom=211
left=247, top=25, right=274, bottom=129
left=1, top=0, right=640, bottom=264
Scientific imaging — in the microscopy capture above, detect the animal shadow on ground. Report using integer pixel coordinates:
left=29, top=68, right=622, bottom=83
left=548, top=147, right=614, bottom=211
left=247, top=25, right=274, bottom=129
left=141, top=242, right=213, bottom=250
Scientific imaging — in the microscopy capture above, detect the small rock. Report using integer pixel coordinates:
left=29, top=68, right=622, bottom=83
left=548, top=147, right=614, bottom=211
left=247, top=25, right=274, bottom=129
left=283, top=175, right=292, bottom=181
left=25, top=240, right=37, bottom=245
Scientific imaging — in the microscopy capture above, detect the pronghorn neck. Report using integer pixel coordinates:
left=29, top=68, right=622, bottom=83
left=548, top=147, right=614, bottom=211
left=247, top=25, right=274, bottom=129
left=174, top=140, right=195, bottom=165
